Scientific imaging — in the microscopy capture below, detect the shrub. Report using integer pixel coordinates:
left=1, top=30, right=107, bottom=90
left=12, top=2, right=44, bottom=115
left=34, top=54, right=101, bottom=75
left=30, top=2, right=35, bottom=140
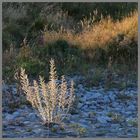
left=17, top=58, right=46, bottom=78
left=107, top=34, right=137, bottom=64
left=19, top=59, right=75, bottom=125
left=32, top=40, right=82, bottom=75
left=84, top=67, right=104, bottom=87
left=83, top=47, right=108, bottom=65
left=2, top=44, right=17, bottom=83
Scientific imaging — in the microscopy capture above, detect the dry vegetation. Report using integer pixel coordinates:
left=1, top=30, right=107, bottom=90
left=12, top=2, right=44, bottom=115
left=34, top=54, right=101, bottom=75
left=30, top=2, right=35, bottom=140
left=19, top=59, right=75, bottom=125
left=2, top=3, right=138, bottom=85
left=44, top=11, right=137, bottom=49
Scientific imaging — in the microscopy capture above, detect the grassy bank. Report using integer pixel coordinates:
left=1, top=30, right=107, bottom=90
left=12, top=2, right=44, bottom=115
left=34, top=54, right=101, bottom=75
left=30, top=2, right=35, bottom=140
left=2, top=11, right=138, bottom=85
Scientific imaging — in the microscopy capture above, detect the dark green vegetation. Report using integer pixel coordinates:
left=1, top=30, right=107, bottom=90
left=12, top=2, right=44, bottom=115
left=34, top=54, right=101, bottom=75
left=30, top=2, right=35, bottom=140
left=2, top=2, right=138, bottom=86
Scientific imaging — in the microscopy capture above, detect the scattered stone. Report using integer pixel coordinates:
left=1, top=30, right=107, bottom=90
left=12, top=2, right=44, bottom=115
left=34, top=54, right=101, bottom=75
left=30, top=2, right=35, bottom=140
left=2, top=80, right=137, bottom=138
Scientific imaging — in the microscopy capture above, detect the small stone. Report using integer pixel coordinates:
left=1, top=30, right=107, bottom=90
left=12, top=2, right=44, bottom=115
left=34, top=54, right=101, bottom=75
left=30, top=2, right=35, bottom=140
left=81, top=105, right=89, bottom=111
left=128, top=105, right=135, bottom=111
left=95, top=131, right=106, bottom=136
left=79, top=119, right=89, bottom=126
left=108, top=93, right=116, bottom=101
left=78, top=84, right=84, bottom=90
left=85, top=92, right=101, bottom=101
left=23, top=121, right=31, bottom=125
left=125, top=111, right=132, bottom=116
left=80, top=112, right=89, bottom=118
left=5, top=114, right=15, bottom=120
left=111, top=124, right=121, bottom=128
left=104, top=95, right=110, bottom=103
left=32, top=128, right=42, bottom=134
left=78, top=103, right=83, bottom=109
left=97, top=116, right=111, bottom=123
left=12, top=111, right=20, bottom=118
left=112, top=102, right=119, bottom=107
left=12, top=88, right=17, bottom=95
left=28, top=113, right=38, bottom=120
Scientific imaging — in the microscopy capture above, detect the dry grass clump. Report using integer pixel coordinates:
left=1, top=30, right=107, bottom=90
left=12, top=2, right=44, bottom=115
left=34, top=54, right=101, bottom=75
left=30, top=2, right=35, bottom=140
left=2, top=44, right=16, bottom=66
left=43, top=11, right=138, bottom=49
left=19, top=59, right=75, bottom=125
left=80, top=11, right=137, bottom=49
left=44, top=29, right=77, bottom=46
left=18, top=38, right=32, bottom=59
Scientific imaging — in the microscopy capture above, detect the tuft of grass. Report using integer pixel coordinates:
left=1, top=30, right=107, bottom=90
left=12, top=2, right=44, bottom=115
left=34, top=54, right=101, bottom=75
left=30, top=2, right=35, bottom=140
left=51, top=127, right=57, bottom=132
left=117, top=94, right=132, bottom=101
left=26, top=128, right=32, bottom=132
left=69, top=123, right=87, bottom=136
left=69, top=123, right=80, bottom=129
left=77, top=127, right=87, bottom=136
left=107, top=112, right=123, bottom=123
left=127, top=119, right=137, bottom=127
